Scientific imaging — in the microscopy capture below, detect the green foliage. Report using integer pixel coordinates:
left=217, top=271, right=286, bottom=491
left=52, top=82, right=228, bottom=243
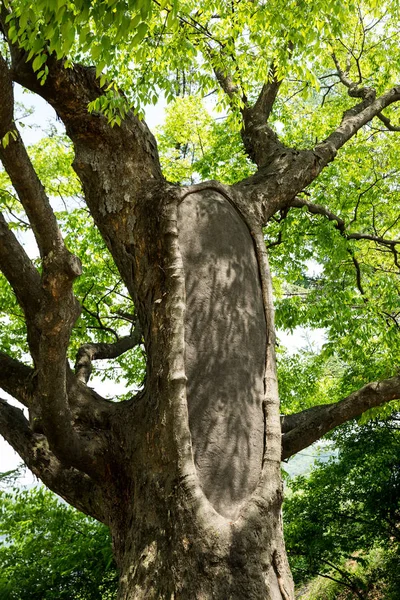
left=270, top=121, right=400, bottom=413
left=5, top=0, right=398, bottom=121
left=284, top=417, right=400, bottom=597
left=278, top=349, right=345, bottom=415
left=0, top=485, right=117, bottom=599
left=1, top=2, right=398, bottom=405
left=156, top=96, right=254, bottom=184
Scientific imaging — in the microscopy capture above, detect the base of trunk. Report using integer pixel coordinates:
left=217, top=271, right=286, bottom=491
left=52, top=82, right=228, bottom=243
left=112, top=489, right=294, bottom=600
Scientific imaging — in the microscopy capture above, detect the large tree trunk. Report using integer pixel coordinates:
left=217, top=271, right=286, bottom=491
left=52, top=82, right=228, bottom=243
left=101, top=185, right=293, bottom=600
left=4, top=54, right=292, bottom=596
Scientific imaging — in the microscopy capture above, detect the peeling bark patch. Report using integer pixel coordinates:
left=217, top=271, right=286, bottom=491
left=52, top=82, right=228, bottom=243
left=178, top=190, right=267, bottom=519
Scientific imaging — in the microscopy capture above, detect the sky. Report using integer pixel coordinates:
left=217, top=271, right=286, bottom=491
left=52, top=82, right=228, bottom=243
left=0, top=84, right=325, bottom=484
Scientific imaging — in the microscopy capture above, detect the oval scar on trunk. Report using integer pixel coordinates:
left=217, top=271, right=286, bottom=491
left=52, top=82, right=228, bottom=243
left=178, top=190, right=267, bottom=519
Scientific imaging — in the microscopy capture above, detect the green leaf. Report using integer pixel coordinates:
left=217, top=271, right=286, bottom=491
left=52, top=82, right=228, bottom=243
left=131, top=21, right=148, bottom=47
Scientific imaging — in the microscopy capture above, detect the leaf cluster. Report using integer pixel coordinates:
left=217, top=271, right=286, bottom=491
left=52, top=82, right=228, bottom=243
left=0, top=485, right=117, bottom=599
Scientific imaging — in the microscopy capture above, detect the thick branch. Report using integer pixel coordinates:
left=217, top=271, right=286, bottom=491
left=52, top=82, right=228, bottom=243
left=0, top=54, right=102, bottom=472
left=281, top=375, right=400, bottom=459
left=234, top=83, right=400, bottom=226
left=241, top=69, right=286, bottom=167
left=0, top=45, right=139, bottom=475
left=0, top=350, right=115, bottom=434
left=8, top=53, right=163, bottom=304
left=253, top=74, right=282, bottom=122
left=213, top=54, right=286, bottom=168
left=75, top=324, right=142, bottom=384
left=214, top=68, right=240, bottom=99
left=314, top=85, right=400, bottom=167
left=0, top=211, right=41, bottom=326
left=0, top=54, right=66, bottom=259
left=0, top=397, right=107, bottom=523
left=0, top=351, right=33, bottom=406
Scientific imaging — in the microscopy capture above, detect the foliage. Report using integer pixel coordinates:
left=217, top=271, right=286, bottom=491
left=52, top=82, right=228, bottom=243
left=1, top=1, right=399, bottom=403
left=295, top=547, right=400, bottom=600
left=0, top=0, right=398, bottom=596
left=0, top=482, right=117, bottom=600
left=284, top=417, right=400, bottom=597
left=157, top=96, right=254, bottom=184
left=4, top=0, right=399, bottom=122
left=271, top=120, right=400, bottom=413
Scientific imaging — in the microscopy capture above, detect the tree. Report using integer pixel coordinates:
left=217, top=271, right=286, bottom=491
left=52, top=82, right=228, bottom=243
left=284, top=416, right=400, bottom=598
left=0, top=1, right=399, bottom=598
left=0, top=473, right=117, bottom=600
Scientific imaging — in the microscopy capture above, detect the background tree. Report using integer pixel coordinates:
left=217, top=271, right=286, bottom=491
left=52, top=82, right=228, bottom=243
left=284, top=416, right=400, bottom=599
left=0, top=1, right=399, bottom=599
left=0, top=471, right=118, bottom=600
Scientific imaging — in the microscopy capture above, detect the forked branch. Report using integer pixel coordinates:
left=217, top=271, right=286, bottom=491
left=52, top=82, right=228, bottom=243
left=214, top=56, right=287, bottom=167
left=241, top=65, right=287, bottom=167
left=0, top=52, right=109, bottom=477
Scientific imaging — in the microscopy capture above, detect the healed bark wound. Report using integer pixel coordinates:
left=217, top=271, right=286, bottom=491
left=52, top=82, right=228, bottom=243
left=178, top=189, right=267, bottom=519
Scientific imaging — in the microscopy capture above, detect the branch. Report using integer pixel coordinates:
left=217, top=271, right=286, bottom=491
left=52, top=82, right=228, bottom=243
left=232, top=78, right=400, bottom=228
left=241, top=67, right=287, bottom=167
left=314, top=85, right=400, bottom=167
left=281, top=375, right=400, bottom=459
left=289, top=197, right=345, bottom=232
left=214, top=67, right=240, bottom=99
left=75, top=323, right=142, bottom=384
left=0, top=51, right=107, bottom=474
left=0, top=212, right=42, bottom=354
left=0, top=398, right=107, bottom=523
left=289, top=197, right=400, bottom=249
left=212, top=50, right=286, bottom=168
left=350, top=251, right=365, bottom=297
left=8, top=51, right=163, bottom=302
left=0, top=351, right=33, bottom=406
left=332, top=52, right=375, bottom=101
left=0, top=54, right=65, bottom=259
left=376, top=111, right=400, bottom=131
left=0, top=37, right=140, bottom=476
